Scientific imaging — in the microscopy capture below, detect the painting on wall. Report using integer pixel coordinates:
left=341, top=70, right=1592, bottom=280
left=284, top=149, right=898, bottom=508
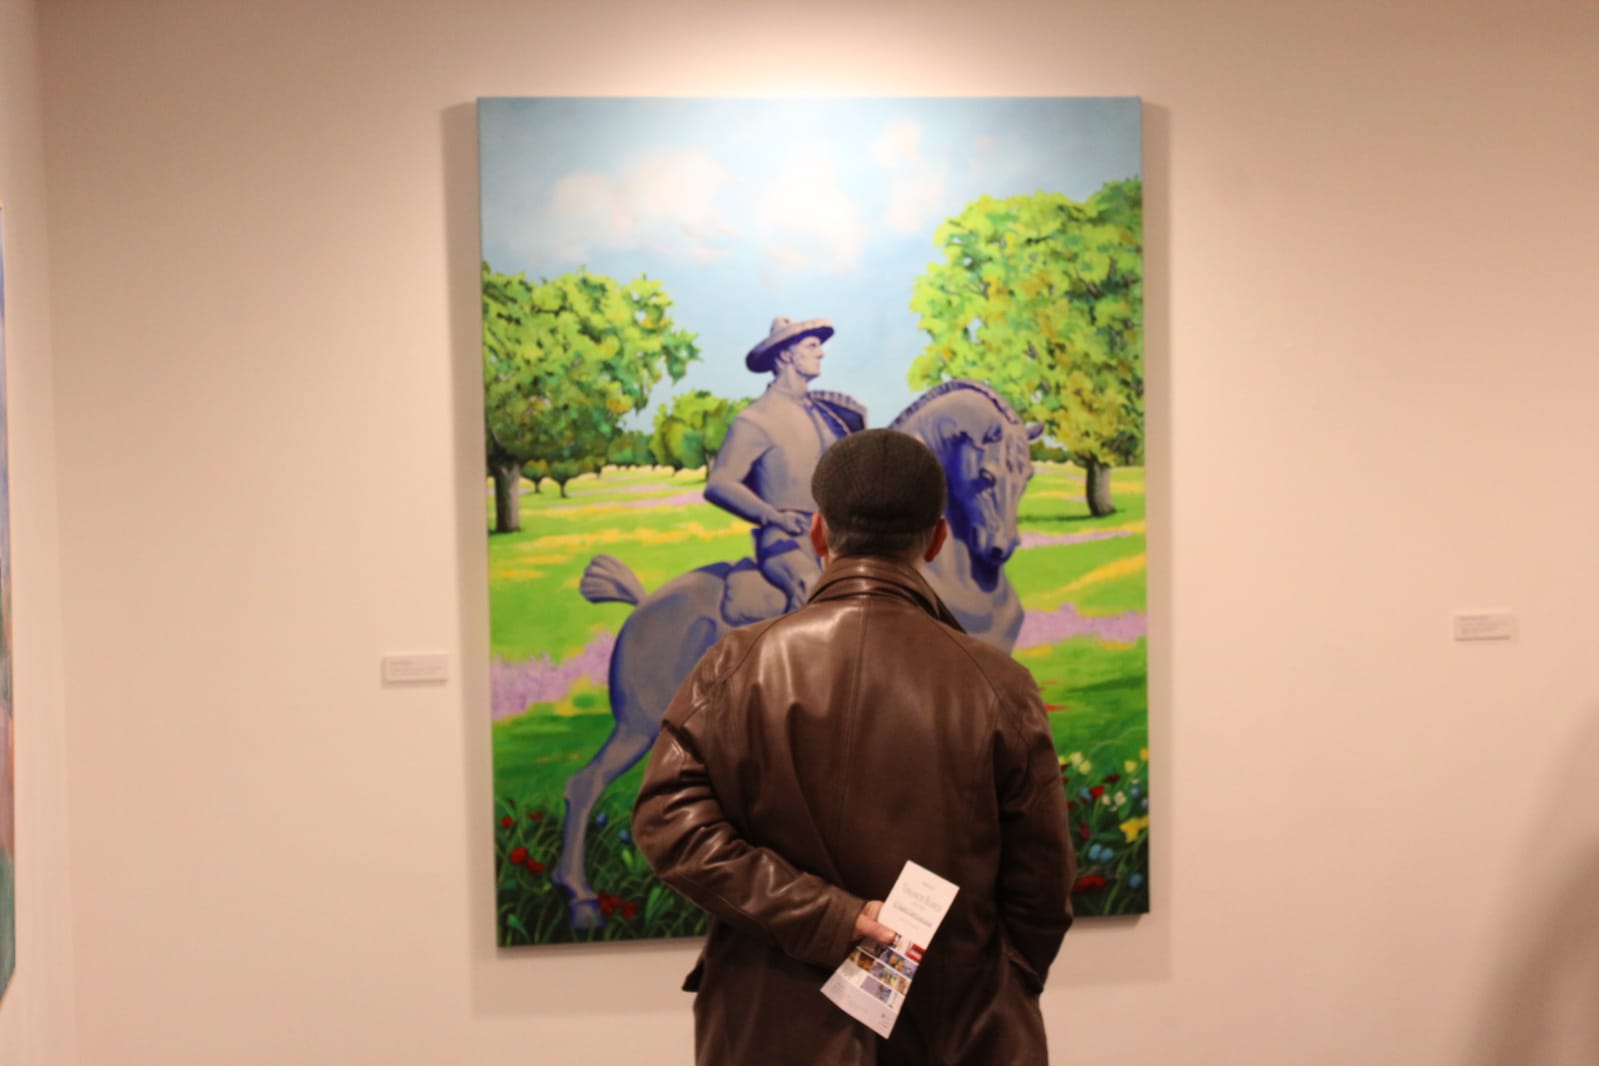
left=480, top=98, right=1148, bottom=946
left=0, top=206, right=15, bottom=993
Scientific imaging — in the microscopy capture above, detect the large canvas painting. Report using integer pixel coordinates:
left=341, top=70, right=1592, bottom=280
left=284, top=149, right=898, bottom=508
left=480, top=98, right=1148, bottom=946
left=0, top=207, right=15, bottom=992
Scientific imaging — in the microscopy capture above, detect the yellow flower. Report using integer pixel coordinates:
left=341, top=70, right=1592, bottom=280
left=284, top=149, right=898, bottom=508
left=1119, top=815, right=1150, bottom=843
left=1124, top=760, right=1138, bottom=774
left=1140, top=748, right=1149, bottom=762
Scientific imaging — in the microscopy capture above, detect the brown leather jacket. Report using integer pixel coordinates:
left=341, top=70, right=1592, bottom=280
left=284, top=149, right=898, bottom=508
left=633, top=556, right=1076, bottom=1066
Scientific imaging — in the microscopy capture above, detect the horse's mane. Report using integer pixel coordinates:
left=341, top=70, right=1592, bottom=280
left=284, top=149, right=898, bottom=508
left=889, top=378, right=1021, bottom=431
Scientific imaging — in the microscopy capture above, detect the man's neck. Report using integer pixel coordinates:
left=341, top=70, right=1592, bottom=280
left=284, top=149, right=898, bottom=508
left=770, top=366, right=812, bottom=397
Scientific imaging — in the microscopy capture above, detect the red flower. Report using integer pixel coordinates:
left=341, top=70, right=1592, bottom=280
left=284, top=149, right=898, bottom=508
left=526, top=859, right=545, bottom=875
left=509, top=847, right=528, bottom=865
left=1089, top=786, right=1106, bottom=799
left=499, top=816, right=514, bottom=829
left=529, top=811, right=544, bottom=821
left=1078, top=823, right=1091, bottom=842
left=621, top=900, right=639, bottom=921
left=598, top=893, right=620, bottom=917
left=1103, top=774, right=1121, bottom=784
left=1071, top=875, right=1108, bottom=895
left=1066, top=800, right=1077, bottom=810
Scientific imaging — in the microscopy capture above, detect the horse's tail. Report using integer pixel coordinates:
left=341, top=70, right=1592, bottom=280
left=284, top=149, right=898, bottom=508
left=580, top=554, right=646, bottom=606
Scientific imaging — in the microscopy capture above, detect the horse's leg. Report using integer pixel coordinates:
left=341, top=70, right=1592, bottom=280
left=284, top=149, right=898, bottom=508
left=553, top=718, right=657, bottom=929
left=553, top=608, right=721, bottom=929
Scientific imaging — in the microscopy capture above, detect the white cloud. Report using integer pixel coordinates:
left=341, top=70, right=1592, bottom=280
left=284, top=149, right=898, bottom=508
left=872, top=120, right=924, bottom=168
left=753, top=140, right=866, bottom=274
left=885, top=173, right=946, bottom=236
left=873, top=119, right=946, bottom=237
left=532, top=150, right=737, bottom=263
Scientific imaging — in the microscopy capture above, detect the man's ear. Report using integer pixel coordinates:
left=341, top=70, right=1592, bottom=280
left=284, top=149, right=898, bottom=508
left=922, top=518, right=949, bottom=563
left=809, top=512, right=830, bottom=561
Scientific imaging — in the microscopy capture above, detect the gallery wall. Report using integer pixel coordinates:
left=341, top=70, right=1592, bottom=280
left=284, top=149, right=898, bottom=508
left=30, top=0, right=1599, bottom=1063
left=0, top=0, right=78, bottom=1062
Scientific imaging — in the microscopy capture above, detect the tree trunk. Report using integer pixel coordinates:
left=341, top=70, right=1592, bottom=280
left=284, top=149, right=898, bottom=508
left=529, top=477, right=542, bottom=495
left=1086, top=461, right=1116, bottom=517
left=491, top=459, right=521, bottom=534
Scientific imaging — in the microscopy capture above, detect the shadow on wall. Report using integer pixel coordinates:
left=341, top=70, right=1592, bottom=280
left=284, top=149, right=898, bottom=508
left=1469, top=705, right=1599, bottom=1066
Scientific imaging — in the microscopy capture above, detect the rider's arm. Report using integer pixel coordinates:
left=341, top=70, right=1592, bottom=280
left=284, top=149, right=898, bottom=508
left=632, top=651, right=867, bottom=969
left=704, top=417, right=778, bottom=526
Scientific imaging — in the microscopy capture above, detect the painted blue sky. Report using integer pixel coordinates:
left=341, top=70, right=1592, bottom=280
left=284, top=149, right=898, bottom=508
left=478, top=97, right=1141, bottom=427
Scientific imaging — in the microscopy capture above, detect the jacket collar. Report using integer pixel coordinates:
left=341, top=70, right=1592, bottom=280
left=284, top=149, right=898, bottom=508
left=807, top=555, right=967, bottom=634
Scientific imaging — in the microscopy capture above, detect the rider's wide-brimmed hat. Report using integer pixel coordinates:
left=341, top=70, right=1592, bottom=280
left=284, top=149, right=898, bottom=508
left=746, top=316, right=834, bottom=373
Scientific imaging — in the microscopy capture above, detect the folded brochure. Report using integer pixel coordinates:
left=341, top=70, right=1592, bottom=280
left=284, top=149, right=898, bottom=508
left=821, top=861, right=959, bottom=1038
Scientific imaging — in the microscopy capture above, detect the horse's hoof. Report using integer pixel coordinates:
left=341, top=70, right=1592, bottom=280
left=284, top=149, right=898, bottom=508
left=568, top=898, right=605, bottom=930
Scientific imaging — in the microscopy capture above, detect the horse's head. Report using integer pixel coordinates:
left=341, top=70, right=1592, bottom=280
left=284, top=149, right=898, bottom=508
left=893, top=382, right=1045, bottom=573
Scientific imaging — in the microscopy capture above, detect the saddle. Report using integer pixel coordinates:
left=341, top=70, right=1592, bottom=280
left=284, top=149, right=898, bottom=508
left=719, top=559, right=787, bottom=627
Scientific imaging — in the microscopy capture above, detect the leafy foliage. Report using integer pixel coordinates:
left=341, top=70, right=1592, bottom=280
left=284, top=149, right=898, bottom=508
left=908, top=180, right=1143, bottom=509
left=606, top=430, right=656, bottom=469
left=649, top=390, right=752, bottom=471
left=483, top=264, right=698, bottom=513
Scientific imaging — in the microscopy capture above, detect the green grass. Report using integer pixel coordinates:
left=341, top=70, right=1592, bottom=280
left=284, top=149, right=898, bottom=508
left=493, top=713, right=706, bottom=944
left=489, top=460, right=1150, bottom=939
left=488, top=467, right=751, bottom=660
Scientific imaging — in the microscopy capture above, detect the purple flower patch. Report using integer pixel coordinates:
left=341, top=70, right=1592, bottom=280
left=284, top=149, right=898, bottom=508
left=491, top=633, right=616, bottom=719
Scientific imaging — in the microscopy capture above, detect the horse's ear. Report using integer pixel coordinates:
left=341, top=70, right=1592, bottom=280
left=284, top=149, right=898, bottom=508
left=1025, top=421, right=1046, bottom=441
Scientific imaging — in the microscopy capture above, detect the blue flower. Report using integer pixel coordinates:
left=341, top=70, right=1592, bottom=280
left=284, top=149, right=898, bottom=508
left=1130, top=785, right=1141, bottom=799
left=1078, top=788, right=1091, bottom=801
left=619, top=830, right=632, bottom=846
left=1086, top=844, right=1103, bottom=862
left=1140, top=797, right=1149, bottom=810
left=594, top=812, right=609, bottom=828
left=1129, top=873, right=1144, bottom=889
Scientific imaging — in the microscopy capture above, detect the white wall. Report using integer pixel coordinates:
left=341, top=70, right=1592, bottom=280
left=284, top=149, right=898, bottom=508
left=34, top=0, right=1599, bottom=1063
left=0, top=0, right=78, bottom=1062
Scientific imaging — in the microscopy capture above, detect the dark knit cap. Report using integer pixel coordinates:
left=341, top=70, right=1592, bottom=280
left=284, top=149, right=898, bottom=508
left=811, top=429, right=946, bottom=535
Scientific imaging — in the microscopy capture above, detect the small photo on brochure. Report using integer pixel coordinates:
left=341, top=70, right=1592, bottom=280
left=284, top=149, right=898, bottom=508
left=851, top=948, right=876, bottom=973
left=907, top=943, right=926, bottom=963
left=871, top=960, right=910, bottom=995
left=864, top=976, right=896, bottom=1005
left=880, top=947, right=918, bottom=979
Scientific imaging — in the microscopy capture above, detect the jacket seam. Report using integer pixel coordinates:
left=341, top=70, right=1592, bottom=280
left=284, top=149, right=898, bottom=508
left=829, top=600, right=870, bottom=850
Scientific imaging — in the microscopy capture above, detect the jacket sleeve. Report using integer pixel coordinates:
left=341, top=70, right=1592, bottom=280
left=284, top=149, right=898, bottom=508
left=993, top=672, right=1078, bottom=989
left=632, top=653, right=866, bottom=970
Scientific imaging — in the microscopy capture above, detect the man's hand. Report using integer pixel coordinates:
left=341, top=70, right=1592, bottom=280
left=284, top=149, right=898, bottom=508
left=854, top=900, right=896, bottom=946
left=771, top=509, right=810, bottom=536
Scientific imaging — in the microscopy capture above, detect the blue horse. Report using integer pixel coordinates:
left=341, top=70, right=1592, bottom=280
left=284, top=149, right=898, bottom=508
left=553, top=381, right=1043, bottom=926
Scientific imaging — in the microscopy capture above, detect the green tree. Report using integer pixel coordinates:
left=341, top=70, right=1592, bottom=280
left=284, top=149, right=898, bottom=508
left=908, top=179, right=1143, bottom=516
left=649, top=391, right=752, bottom=472
left=483, top=265, right=698, bottom=530
left=606, top=430, right=655, bottom=469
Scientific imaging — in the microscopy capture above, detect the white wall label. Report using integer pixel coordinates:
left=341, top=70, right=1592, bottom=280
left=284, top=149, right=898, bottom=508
left=1452, top=611, right=1516, bottom=642
left=382, top=653, right=449, bottom=685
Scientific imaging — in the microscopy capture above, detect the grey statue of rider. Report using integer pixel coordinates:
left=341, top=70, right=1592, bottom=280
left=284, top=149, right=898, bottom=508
left=704, top=317, right=867, bottom=612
